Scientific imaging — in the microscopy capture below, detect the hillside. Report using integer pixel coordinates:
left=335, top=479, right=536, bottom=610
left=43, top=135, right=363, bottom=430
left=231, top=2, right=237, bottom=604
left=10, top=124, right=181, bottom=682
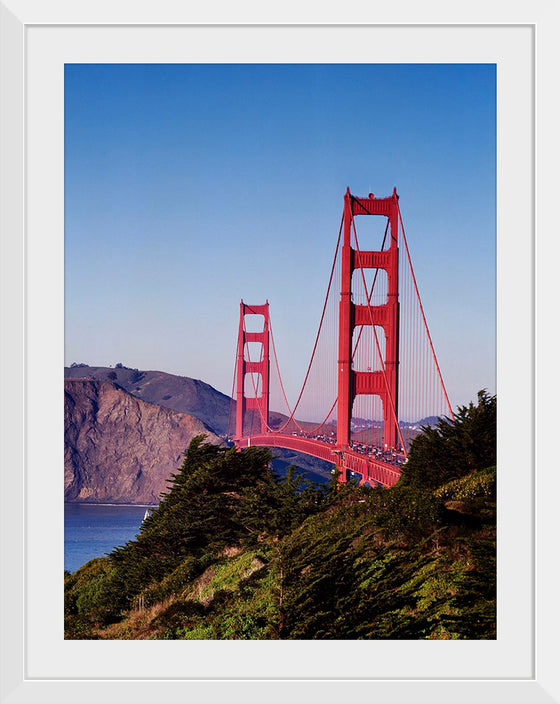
left=65, top=379, right=221, bottom=504
left=64, top=392, right=497, bottom=640
left=65, top=364, right=233, bottom=436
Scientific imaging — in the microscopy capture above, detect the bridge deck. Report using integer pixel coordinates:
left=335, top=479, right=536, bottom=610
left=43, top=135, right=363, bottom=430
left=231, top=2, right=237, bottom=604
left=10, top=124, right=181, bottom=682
left=235, top=433, right=402, bottom=488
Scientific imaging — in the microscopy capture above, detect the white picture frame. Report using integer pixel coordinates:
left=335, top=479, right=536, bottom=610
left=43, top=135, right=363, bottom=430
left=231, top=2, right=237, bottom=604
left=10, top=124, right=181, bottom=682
left=1, top=1, right=558, bottom=702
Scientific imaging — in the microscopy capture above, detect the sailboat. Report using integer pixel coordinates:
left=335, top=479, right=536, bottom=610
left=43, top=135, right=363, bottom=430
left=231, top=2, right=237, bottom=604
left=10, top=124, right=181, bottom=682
left=142, top=508, right=152, bottom=522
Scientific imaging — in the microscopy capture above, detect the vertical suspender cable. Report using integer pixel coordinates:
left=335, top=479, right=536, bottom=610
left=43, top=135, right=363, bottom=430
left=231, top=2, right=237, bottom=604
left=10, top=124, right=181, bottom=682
left=397, top=204, right=454, bottom=421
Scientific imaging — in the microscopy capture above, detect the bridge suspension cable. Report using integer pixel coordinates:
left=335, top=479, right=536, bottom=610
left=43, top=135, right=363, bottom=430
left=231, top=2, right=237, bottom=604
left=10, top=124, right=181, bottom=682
left=234, top=215, right=343, bottom=437
left=268, top=320, right=338, bottom=434
left=248, top=215, right=344, bottom=435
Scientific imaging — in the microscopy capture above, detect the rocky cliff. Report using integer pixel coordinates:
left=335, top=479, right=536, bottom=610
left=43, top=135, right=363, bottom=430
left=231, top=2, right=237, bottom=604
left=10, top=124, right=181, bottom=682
left=63, top=364, right=298, bottom=437
left=64, top=365, right=232, bottom=435
left=64, top=379, right=222, bottom=504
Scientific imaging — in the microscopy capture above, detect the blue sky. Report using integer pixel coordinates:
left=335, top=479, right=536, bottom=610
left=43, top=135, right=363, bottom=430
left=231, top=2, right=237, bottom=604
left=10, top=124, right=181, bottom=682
left=65, top=64, right=495, bottom=412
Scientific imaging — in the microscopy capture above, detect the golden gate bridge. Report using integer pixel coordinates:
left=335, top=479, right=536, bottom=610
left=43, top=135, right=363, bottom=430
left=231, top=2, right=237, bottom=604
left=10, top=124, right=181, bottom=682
left=228, top=187, right=454, bottom=487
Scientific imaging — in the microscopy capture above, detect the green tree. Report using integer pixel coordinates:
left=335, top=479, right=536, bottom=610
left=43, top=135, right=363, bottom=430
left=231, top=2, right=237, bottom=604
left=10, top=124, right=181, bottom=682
left=399, top=390, right=496, bottom=490
left=87, top=437, right=326, bottom=617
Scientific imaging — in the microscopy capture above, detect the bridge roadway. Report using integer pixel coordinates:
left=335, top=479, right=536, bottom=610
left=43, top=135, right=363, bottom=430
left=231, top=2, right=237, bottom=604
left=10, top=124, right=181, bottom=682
left=235, top=433, right=402, bottom=488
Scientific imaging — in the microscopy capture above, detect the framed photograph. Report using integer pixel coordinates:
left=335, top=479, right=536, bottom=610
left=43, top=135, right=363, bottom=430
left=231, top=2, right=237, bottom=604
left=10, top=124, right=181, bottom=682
left=1, top=1, right=558, bottom=702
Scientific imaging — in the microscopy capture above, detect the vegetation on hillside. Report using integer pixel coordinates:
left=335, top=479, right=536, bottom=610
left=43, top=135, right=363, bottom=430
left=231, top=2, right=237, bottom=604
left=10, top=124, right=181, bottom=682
left=65, top=390, right=496, bottom=640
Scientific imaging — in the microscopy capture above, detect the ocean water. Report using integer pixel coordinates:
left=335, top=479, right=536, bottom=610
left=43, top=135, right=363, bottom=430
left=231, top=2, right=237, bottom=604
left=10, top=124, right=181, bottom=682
left=64, top=465, right=330, bottom=574
left=64, top=503, right=155, bottom=574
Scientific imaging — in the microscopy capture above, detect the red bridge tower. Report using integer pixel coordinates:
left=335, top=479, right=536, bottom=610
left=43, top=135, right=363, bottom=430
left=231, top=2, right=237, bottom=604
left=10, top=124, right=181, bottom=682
left=235, top=301, right=270, bottom=439
left=337, top=188, right=400, bottom=452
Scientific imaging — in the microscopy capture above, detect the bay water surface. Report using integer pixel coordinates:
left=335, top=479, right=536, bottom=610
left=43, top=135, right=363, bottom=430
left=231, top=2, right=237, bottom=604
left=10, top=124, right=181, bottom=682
left=65, top=465, right=330, bottom=574
left=64, top=503, right=156, bottom=574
